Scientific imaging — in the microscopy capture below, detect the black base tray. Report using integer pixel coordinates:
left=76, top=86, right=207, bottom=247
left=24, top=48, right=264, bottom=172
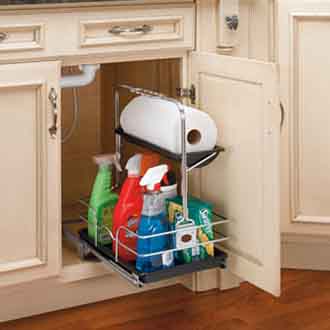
left=115, top=127, right=224, bottom=168
left=79, top=228, right=227, bottom=284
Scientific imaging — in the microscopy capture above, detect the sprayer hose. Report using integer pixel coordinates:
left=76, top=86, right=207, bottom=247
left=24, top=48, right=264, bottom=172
left=62, top=87, right=80, bottom=143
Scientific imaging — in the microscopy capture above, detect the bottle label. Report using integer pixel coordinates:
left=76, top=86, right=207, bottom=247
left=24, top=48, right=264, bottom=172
left=176, top=223, right=197, bottom=250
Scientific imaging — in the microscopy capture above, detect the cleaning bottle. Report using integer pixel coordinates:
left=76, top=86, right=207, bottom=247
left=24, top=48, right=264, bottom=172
left=112, top=154, right=144, bottom=261
left=160, top=170, right=178, bottom=203
left=140, top=152, right=160, bottom=176
left=88, top=154, right=122, bottom=246
left=136, top=165, right=174, bottom=272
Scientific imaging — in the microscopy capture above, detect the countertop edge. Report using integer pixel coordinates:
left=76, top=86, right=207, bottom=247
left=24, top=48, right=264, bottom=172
left=0, top=0, right=194, bottom=10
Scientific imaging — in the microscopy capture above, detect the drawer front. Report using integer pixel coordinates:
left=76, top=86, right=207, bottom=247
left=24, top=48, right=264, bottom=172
left=77, top=5, right=195, bottom=53
left=0, top=23, right=44, bottom=53
left=80, top=16, right=185, bottom=47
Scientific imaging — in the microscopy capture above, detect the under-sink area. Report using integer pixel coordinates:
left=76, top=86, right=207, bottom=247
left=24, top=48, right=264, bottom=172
left=61, top=58, right=183, bottom=279
left=59, top=58, right=227, bottom=284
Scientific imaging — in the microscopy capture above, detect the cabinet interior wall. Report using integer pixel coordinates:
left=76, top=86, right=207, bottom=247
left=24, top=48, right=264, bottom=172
left=61, top=59, right=182, bottom=264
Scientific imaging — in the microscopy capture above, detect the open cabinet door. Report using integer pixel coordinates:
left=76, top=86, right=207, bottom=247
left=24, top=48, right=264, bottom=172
left=190, top=52, right=281, bottom=296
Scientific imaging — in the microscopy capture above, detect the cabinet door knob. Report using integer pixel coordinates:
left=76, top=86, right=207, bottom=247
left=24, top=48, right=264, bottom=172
left=0, top=32, right=8, bottom=42
left=226, top=15, right=239, bottom=31
left=48, top=88, right=58, bottom=139
left=109, top=24, right=153, bottom=36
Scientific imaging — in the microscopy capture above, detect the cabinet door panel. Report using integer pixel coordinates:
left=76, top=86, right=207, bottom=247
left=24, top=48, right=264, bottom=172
left=0, top=62, right=61, bottom=287
left=279, top=0, right=330, bottom=233
left=191, top=52, right=280, bottom=296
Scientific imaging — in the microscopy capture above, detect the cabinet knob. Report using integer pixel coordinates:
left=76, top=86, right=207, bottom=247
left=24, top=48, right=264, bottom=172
left=0, top=32, right=8, bottom=42
left=226, top=15, right=239, bottom=31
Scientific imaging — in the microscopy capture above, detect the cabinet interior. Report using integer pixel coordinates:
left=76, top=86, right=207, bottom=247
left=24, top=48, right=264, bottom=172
left=61, top=58, right=182, bottom=269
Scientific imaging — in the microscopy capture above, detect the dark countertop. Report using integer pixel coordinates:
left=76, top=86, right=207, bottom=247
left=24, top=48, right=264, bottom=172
left=0, top=0, right=130, bottom=5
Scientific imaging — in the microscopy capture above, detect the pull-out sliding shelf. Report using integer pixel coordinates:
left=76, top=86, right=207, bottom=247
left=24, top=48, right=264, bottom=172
left=79, top=228, right=228, bottom=287
left=68, top=199, right=229, bottom=287
left=71, top=85, right=229, bottom=288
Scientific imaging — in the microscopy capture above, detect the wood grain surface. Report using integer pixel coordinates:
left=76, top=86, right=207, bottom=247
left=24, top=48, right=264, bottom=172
left=3, top=270, right=330, bottom=330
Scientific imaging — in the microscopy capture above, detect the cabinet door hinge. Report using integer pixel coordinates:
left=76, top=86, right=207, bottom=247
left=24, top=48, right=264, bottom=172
left=176, top=85, right=196, bottom=104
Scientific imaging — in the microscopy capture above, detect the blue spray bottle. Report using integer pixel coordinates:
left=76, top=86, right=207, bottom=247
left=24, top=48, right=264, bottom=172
left=136, top=165, right=174, bottom=272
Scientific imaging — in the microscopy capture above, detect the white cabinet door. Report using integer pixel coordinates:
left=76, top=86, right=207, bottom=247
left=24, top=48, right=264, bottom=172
left=0, top=61, right=61, bottom=287
left=191, top=52, right=281, bottom=296
left=279, top=0, right=330, bottom=232
left=279, top=0, right=330, bottom=270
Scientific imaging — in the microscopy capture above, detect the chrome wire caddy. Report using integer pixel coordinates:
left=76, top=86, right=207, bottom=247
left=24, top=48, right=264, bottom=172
left=76, top=84, right=228, bottom=287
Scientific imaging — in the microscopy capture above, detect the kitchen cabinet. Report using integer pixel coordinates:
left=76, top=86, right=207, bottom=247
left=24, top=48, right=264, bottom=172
left=0, top=0, right=280, bottom=322
left=279, top=0, right=330, bottom=270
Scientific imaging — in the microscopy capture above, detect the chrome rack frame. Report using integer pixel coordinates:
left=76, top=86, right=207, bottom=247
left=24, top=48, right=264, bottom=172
left=114, top=84, right=190, bottom=220
left=78, top=199, right=230, bottom=263
left=77, top=199, right=229, bottom=287
left=72, top=84, right=228, bottom=287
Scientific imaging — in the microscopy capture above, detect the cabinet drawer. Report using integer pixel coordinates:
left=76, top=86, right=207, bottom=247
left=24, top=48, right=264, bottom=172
left=78, top=5, right=194, bottom=52
left=80, top=16, right=185, bottom=47
left=0, top=23, right=44, bottom=53
left=0, top=4, right=194, bottom=62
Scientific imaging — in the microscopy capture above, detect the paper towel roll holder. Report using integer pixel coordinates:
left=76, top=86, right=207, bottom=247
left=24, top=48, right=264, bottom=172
left=113, top=84, right=225, bottom=221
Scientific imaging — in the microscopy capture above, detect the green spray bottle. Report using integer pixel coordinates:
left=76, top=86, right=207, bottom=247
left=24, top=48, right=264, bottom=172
left=88, top=154, right=122, bottom=246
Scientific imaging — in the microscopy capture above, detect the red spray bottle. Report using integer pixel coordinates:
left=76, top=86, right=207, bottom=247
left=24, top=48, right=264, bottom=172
left=112, top=154, right=143, bottom=261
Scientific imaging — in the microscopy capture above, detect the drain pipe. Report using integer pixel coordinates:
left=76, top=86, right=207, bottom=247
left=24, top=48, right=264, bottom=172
left=60, top=64, right=100, bottom=89
left=60, top=64, right=100, bottom=143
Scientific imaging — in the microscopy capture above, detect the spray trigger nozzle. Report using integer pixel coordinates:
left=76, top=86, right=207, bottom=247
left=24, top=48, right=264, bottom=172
left=140, top=165, right=168, bottom=191
left=126, top=154, right=142, bottom=176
